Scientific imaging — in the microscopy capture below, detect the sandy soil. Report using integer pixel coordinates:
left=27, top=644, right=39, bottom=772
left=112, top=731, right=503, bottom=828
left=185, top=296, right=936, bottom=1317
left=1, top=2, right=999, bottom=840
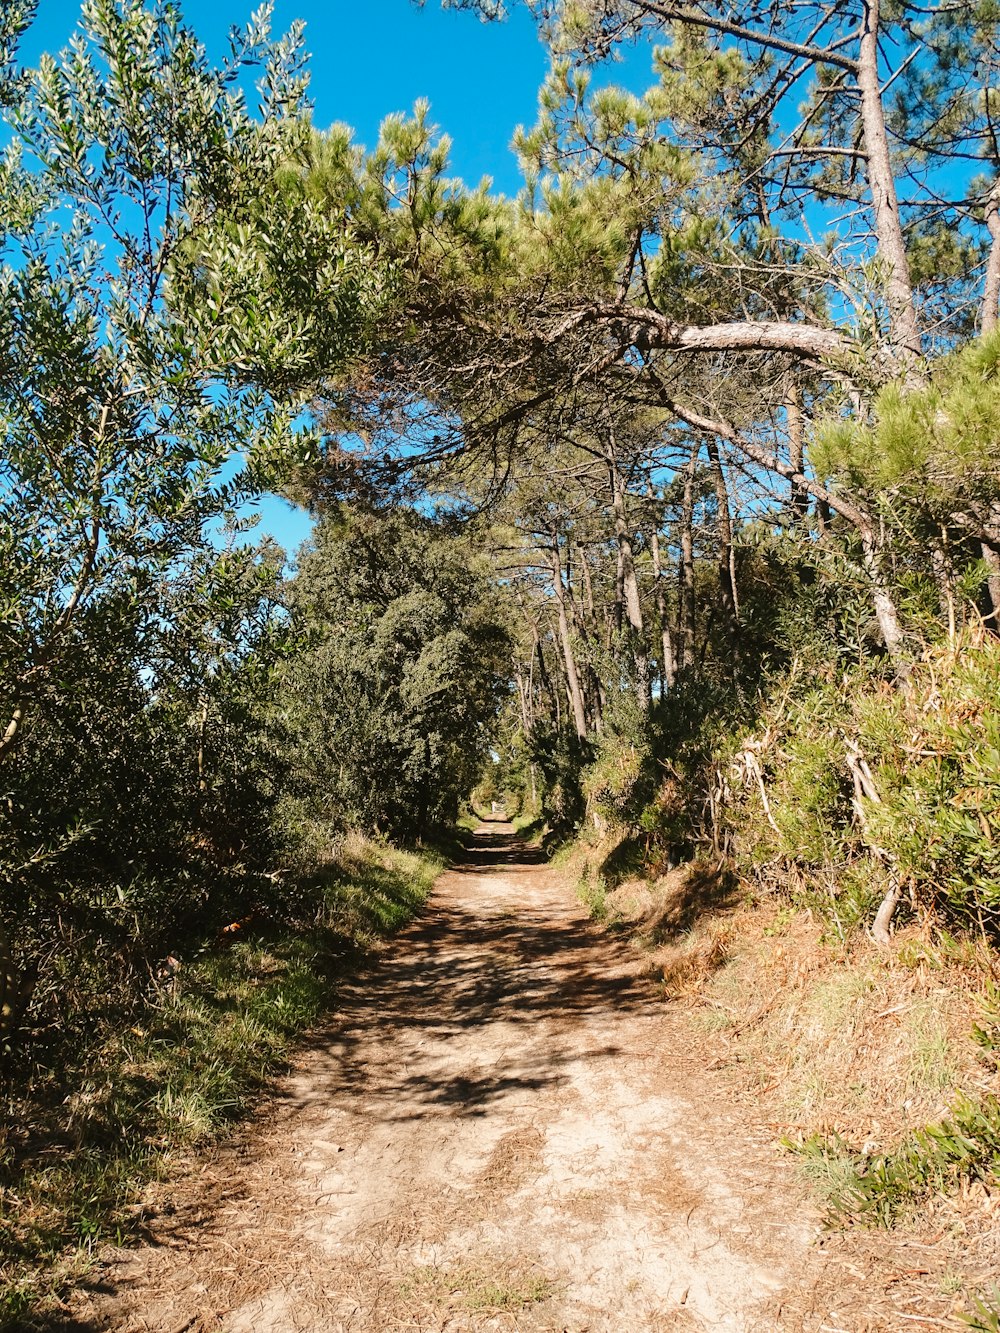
left=49, top=823, right=935, bottom=1332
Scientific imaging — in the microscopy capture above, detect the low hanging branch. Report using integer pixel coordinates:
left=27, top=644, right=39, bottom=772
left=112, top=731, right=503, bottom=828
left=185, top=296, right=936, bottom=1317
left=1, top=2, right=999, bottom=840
left=547, top=303, right=848, bottom=363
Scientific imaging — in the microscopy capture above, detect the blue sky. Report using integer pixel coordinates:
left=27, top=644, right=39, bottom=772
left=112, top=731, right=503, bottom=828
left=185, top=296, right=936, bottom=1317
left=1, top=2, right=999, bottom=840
left=28, top=1, right=549, bottom=193
left=25, top=0, right=554, bottom=560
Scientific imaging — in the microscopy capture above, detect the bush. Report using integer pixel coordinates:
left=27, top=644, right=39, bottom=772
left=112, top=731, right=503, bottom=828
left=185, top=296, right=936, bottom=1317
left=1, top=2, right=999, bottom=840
left=713, top=631, right=1000, bottom=935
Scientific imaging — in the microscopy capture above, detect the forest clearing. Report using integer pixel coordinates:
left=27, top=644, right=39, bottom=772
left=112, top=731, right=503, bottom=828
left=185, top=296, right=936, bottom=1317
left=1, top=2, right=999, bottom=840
left=7, top=0, right=1000, bottom=1327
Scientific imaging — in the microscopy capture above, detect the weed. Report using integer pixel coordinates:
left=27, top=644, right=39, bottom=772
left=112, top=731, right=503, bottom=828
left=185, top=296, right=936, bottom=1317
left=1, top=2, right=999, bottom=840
left=971, top=981, right=1000, bottom=1069
left=762, top=907, right=795, bottom=938
left=464, top=1273, right=555, bottom=1311
left=906, top=1000, right=960, bottom=1095
left=788, top=1094, right=1000, bottom=1227
left=782, top=1131, right=862, bottom=1201
left=400, top=1263, right=555, bottom=1313
left=576, top=865, right=609, bottom=921
left=688, top=1005, right=735, bottom=1033
left=960, top=1289, right=1000, bottom=1332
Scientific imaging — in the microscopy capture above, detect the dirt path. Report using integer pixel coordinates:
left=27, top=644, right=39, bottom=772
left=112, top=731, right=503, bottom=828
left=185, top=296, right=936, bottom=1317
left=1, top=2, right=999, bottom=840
left=60, top=823, right=878, bottom=1332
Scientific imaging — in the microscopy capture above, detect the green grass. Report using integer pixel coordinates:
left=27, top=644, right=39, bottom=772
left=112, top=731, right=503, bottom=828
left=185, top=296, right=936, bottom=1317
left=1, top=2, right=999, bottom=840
left=576, top=863, right=609, bottom=921
left=785, top=1093, right=1000, bottom=1228
left=464, top=1273, right=555, bottom=1311
left=0, top=837, right=442, bottom=1329
left=960, top=1288, right=1000, bottom=1331
left=906, top=999, right=962, bottom=1095
left=512, top=811, right=546, bottom=843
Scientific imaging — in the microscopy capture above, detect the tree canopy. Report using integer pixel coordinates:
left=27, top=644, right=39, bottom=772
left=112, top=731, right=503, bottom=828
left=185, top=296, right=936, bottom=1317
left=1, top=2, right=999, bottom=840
left=4, top=0, right=1000, bottom=1146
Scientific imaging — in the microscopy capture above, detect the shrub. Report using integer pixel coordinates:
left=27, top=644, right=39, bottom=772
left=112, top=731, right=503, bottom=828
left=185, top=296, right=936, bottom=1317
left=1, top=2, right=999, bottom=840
left=713, top=631, right=1000, bottom=936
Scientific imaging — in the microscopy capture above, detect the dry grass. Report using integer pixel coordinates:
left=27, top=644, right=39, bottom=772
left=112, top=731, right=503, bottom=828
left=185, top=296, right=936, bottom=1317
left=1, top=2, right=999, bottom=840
left=397, top=1258, right=557, bottom=1316
left=694, top=912, right=994, bottom=1145
left=598, top=857, right=994, bottom=1143
left=577, top=844, right=1000, bottom=1327
left=476, top=1127, right=545, bottom=1195
left=565, top=833, right=999, bottom=1152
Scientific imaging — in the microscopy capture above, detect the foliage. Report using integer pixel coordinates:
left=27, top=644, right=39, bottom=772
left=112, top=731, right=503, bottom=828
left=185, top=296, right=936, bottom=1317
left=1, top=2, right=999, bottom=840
left=787, top=1094, right=1000, bottom=1228
left=9, top=0, right=1000, bottom=1316
left=1, top=537, right=293, bottom=1056
left=814, top=334, right=1000, bottom=541
left=582, top=691, right=658, bottom=829
left=283, top=506, right=512, bottom=838
left=715, top=632, right=1000, bottom=934
left=0, top=0, right=381, bottom=1055
left=0, top=0, right=335, bottom=769
left=961, top=1290, right=1000, bottom=1332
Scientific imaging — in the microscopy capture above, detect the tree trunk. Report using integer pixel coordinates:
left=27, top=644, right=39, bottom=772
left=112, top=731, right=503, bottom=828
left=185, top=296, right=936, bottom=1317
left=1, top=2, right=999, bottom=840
left=579, top=549, right=606, bottom=728
left=649, top=511, right=678, bottom=693
left=860, top=526, right=909, bottom=676
left=549, top=541, right=588, bottom=739
left=533, top=628, right=559, bottom=723
left=983, top=186, right=1000, bottom=336
left=706, top=437, right=739, bottom=637
left=931, top=536, right=958, bottom=642
left=786, top=385, right=809, bottom=523
left=581, top=549, right=597, bottom=623
left=613, top=543, right=625, bottom=636
left=515, top=662, right=532, bottom=734
left=678, top=440, right=699, bottom=671
left=606, top=441, right=650, bottom=709
left=858, top=0, right=921, bottom=359
left=566, top=544, right=603, bottom=732
left=982, top=503, right=1000, bottom=628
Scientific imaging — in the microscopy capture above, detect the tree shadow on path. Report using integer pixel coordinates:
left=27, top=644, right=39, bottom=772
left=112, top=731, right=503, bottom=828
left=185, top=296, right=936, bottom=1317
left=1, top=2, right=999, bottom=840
left=276, top=820, right=662, bottom=1123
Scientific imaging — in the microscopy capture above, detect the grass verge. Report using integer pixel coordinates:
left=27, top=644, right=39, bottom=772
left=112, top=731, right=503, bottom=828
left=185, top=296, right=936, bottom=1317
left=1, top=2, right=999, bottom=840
left=0, top=835, right=444, bottom=1329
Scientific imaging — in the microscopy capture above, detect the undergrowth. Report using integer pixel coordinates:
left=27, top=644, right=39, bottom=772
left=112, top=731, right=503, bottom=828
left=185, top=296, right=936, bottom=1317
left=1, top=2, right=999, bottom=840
left=786, top=1093, right=1000, bottom=1227
left=512, top=811, right=547, bottom=843
left=0, top=836, right=443, bottom=1329
left=575, top=861, right=609, bottom=921
left=779, top=980, right=1000, bottom=1228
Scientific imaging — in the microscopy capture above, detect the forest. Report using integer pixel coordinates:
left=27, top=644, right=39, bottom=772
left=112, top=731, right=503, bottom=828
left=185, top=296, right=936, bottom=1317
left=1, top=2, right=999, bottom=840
left=5, top=0, right=1000, bottom=1325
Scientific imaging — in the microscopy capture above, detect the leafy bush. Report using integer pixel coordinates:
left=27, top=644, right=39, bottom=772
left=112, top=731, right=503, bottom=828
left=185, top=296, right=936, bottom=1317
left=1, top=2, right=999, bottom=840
left=714, top=631, right=1000, bottom=935
left=583, top=731, right=656, bottom=828
left=284, top=507, right=511, bottom=839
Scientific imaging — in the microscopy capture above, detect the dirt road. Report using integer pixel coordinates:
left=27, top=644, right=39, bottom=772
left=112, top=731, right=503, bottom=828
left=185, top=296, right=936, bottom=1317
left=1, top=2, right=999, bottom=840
left=60, top=823, right=870, bottom=1331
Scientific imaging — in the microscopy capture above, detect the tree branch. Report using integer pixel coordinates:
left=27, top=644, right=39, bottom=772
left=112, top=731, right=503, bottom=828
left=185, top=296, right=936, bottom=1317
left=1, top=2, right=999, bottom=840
left=630, top=2, right=860, bottom=73
left=547, top=303, right=848, bottom=361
